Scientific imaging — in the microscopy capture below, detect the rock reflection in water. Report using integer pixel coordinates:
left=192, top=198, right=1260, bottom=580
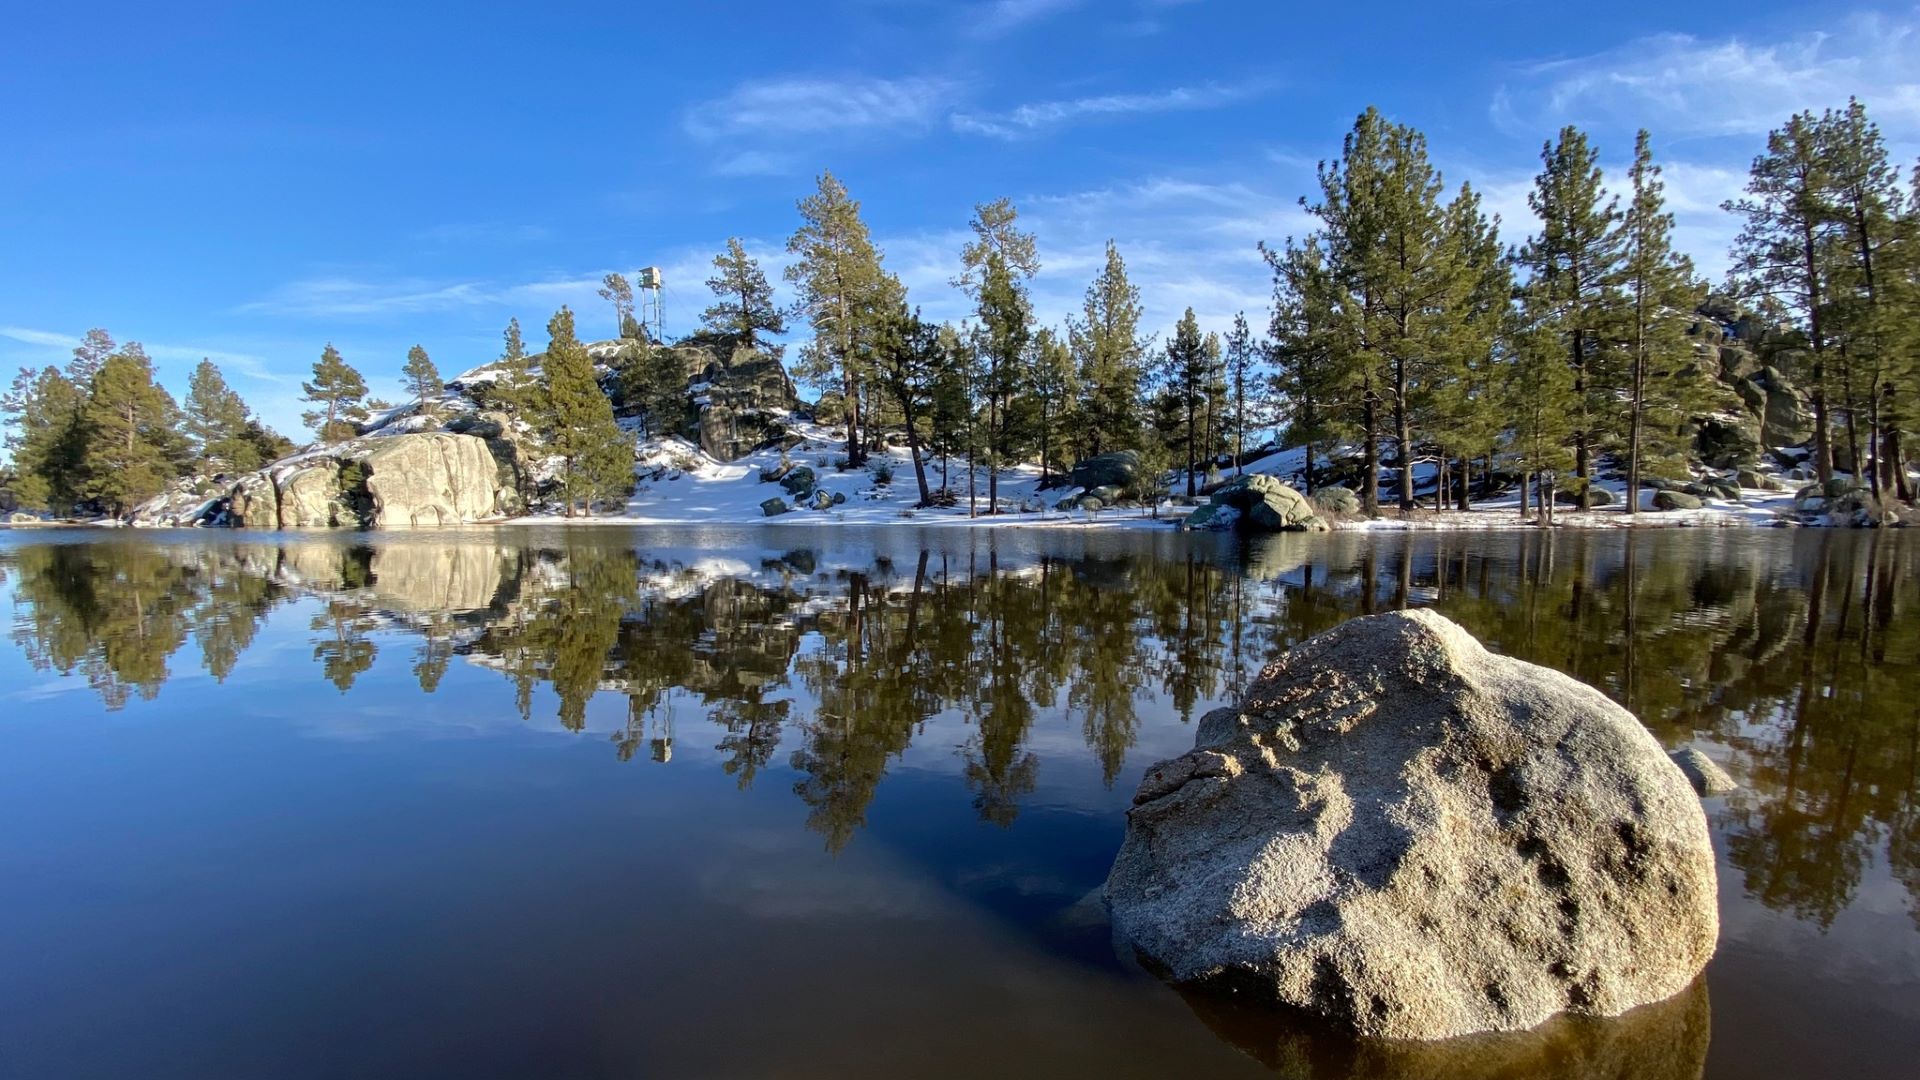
left=1185, top=976, right=1709, bottom=1080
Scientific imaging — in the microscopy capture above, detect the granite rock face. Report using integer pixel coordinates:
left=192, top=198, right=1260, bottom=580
left=358, top=432, right=500, bottom=527
left=1105, top=609, right=1718, bottom=1040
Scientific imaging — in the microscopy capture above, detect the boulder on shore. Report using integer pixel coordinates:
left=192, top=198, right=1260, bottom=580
left=1067, top=451, right=1141, bottom=494
left=1185, top=474, right=1329, bottom=533
left=1104, top=609, right=1718, bottom=1041
left=1652, top=490, right=1703, bottom=511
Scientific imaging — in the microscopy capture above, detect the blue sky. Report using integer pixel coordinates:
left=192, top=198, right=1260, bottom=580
left=3, top=1, right=1916, bottom=440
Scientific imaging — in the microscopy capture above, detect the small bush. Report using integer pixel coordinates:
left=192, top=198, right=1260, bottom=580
left=832, top=454, right=849, bottom=471
left=870, top=458, right=895, bottom=485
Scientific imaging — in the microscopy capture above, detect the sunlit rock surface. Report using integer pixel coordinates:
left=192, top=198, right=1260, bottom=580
left=1105, top=608, right=1718, bottom=1040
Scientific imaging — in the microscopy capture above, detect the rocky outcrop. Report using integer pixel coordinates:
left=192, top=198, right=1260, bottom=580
left=228, top=471, right=280, bottom=529
left=129, top=476, right=230, bottom=527
left=276, top=462, right=347, bottom=528
left=1105, top=609, right=1718, bottom=1040
left=358, top=433, right=500, bottom=527
left=1184, top=474, right=1328, bottom=533
left=180, top=433, right=505, bottom=531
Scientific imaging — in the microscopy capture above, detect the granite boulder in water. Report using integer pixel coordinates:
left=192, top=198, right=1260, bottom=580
left=1104, top=609, right=1718, bottom=1040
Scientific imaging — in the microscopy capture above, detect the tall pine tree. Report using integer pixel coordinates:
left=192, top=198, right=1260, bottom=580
left=1516, top=126, right=1624, bottom=508
left=401, top=345, right=444, bottom=407
left=786, top=171, right=890, bottom=468
left=1069, top=241, right=1148, bottom=458
left=1619, top=131, right=1704, bottom=513
left=301, top=344, right=368, bottom=443
left=540, top=306, right=632, bottom=516
left=701, top=237, right=786, bottom=352
left=184, top=359, right=260, bottom=474
left=81, top=348, right=182, bottom=516
left=1725, top=112, right=1842, bottom=484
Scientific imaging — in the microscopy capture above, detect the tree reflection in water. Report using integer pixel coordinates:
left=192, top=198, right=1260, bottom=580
left=4, top=528, right=1918, bottom=928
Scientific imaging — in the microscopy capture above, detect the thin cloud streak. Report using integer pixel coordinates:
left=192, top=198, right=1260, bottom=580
left=951, top=80, right=1270, bottom=139
left=683, top=76, right=962, bottom=141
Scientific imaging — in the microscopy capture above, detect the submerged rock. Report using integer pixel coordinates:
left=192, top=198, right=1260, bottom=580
left=1668, top=748, right=1737, bottom=796
left=1104, top=609, right=1718, bottom=1041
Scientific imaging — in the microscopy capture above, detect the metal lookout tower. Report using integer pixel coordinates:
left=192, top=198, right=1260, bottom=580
left=636, top=266, right=665, bottom=342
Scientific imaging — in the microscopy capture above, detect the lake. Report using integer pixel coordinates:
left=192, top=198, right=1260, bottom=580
left=1, top=525, right=1915, bottom=1078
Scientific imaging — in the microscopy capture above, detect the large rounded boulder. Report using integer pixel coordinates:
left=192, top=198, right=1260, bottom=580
left=1104, top=609, right=1717, bottom=1040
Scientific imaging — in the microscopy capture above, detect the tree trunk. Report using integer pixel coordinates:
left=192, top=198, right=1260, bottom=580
left=1572, top=329, right=1591, bottom=510
left=1361, top=379, right=1380, bottom=516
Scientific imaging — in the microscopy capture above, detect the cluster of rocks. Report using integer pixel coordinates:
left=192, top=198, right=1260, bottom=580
left=133, top=432, right=505, bottom=530
left=1182, top=474, right=1330, bottom=533
left=757, top=459, right=846, bottom=516
left=586, top=335, right=800, bottom=462
left=1104, top=609, right=1719, bottom=1041
left=1791, top=478, right=1905, bottom=527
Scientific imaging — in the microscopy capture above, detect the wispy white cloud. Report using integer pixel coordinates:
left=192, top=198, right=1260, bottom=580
left=1492, top=11, right=1920, bottom=138
left=0, top=325, right=75, bottom=349
left=683, top=76, right=962, bottom=142
left=964, top=0, right=1083, bottom=40
left=951, top=80, right=1268, bottom=138
left=0, top=326, right=295, bottom=388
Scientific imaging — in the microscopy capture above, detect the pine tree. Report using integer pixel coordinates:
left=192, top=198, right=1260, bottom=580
left=1069, top=241, right=1148, bottom=458
left=1161, top=309, right=1208, bottom=496
left=1, top=365, right=86, bottom=512
left=1028, top=327, right=1077, bottom=482
left=1516, top=126, right=1624, bottom=508
left=1224, top=313, right=1259, bottom=476
left=623, top=341, right=690, bottom=438
left=540, top=306, right=632, bottom=515
left=1304, top=108, right=1395, bottom=513
left=786, top=171, right=891, bottom=469
left=598, top=272, right=636, bottom=339
left=1619, top=131, right=1705, bottom=513
left=301, top=344, right=368, bottom=443
left=975, top=251, right=1032, bottom=510
left=1504, top=321, right=1578, bottom=522
left=1309, top=110, right=1459, bottom=510
left=1263, top=238, right=1351, bottom=495
left=1820, top=100, right=1906, bottom=500
left=1433, top=182, right=1510, bottom=511
left=954, top=197, right=1041, bottom=291
left=492, top=317, right=542, bottom=417
left=80, top=349, right=181, bottom=516
left=401, top=344, right=444, bottom=406
left=926, top=323, right=974, bottom=493
left=1725, top=112, right=1842, bottom=484
left=1201, top=331, right=1226, bottom=476
left=183, top=359, right=259, bottom=474
left=67, top=328, right=116, bottom=385
left=701, top=237, right=786, bottom=351
left=871, top=301, right=940, bottom=505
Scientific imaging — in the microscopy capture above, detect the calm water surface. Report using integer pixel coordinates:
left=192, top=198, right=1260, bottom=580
left=1, top=525, right=1915, bottom=1079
